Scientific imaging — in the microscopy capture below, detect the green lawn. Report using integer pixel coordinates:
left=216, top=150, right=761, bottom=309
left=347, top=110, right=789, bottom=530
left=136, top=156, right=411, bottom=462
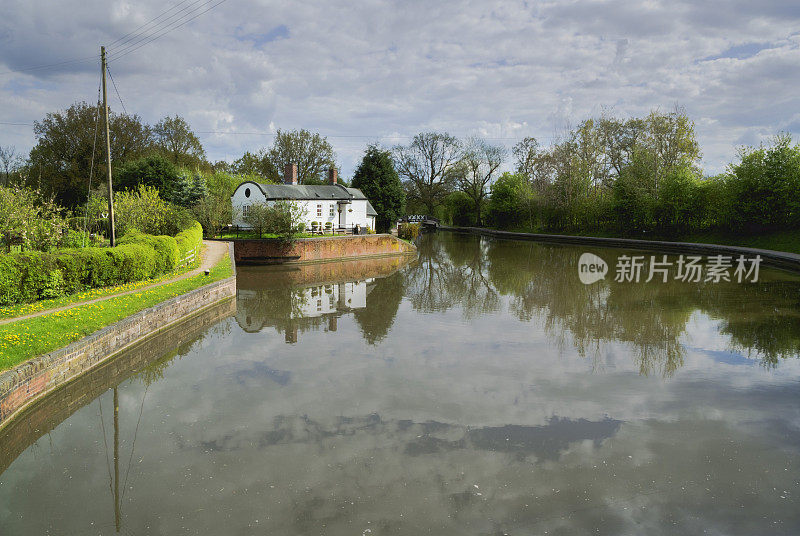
left=0, top=264, right=197, bottom=321
left=680, top=230, right=800, bottom=255
left=0, top=254, right=232, bottom=372
left=500, top=226, right=800, bottom=255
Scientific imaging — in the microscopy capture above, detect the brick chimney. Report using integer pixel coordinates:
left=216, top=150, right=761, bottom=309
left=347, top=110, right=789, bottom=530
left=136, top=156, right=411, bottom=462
left=284, top=163, right=298, bottom=185
left=328, top=167, right=337, bottom=185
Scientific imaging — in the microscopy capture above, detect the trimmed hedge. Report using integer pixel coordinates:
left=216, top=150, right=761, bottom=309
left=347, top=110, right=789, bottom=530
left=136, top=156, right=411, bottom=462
left=0, top=221, right=203, bottom=306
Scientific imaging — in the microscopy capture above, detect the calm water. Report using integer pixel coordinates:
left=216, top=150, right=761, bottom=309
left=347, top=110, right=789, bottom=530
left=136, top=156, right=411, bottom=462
left=2, top=233, right=800, bottom=535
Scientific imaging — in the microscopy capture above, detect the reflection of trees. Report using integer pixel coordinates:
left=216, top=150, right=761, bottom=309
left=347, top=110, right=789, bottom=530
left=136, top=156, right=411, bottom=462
left=353, top=272, right=404, bottom=344
left=485, top=241, right=689, bottom=376
left=416, top=233, right=799, bottom=375
left=696, top=279, right=800, bottom=367
left=406, top=234, right=500, bottom=318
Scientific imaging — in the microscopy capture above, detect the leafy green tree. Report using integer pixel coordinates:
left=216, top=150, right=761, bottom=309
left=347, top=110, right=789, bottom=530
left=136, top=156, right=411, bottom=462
left=29, top=101, right=153, bottom=207
left=0, top=186, right=66, bottom=251
left=115, top=154, right=179, bottom=193
left=487, top=172, right=530, bottom=229
left=444, top=191, right=477, bottom=226
left=230, top=130, right=337, bottom=184
left=154, top=115, right=206, bottom=167
left=351, top=145, right=406, bottom=232
left=267, top=129, right=337, bottom=184
left=231, top=151, right=275, bottom=179
left=244, top=200, right=305, bottom=241
left=726, top=134, right=800, bottom=230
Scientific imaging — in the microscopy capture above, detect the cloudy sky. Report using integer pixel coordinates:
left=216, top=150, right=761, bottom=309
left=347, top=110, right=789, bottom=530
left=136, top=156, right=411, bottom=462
left=1, top=0, right=799, bottom=177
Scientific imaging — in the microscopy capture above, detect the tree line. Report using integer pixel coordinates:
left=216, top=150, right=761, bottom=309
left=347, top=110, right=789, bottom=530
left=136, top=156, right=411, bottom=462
left=3, top=100, right=799, bottom=241
left=392, top=108, right=800, bottom=238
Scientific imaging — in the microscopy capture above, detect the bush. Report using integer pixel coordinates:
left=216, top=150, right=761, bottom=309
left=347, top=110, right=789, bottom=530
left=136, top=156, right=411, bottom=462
left=397, top=223, right=420, bottom=241
left=0, top=186, right=67, bottom=251
left=0, top=221, right=204, bottom=305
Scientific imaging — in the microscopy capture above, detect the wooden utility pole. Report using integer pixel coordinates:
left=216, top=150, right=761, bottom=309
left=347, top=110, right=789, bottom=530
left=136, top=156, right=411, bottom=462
left=101, top=46, right=116, bottom=246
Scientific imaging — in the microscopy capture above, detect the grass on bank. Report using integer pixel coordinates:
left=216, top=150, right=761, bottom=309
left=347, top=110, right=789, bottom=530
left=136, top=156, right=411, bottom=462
left=0, top=253, right=232, bottom=372
left=0, top=261, right=199, bottom=321
left=499, top=226, right=800, bottom=255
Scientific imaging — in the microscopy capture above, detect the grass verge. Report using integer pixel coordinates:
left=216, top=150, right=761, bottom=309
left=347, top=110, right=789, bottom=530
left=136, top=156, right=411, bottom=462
left=498, top=226, right=800, bottom=254
left=0, top=253, right=231, bottom=372
left=0, top=262, right=199, bottom=321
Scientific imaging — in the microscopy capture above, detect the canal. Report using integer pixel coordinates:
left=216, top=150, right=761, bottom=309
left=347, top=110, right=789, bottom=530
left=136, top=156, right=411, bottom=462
left=1, top=232, right=799, bottom=535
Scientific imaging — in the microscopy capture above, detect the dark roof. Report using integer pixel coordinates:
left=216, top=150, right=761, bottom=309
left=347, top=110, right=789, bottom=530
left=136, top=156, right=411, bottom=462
left=248, top=183, right=368, bottom=201
left=366, top=201, right=378, bottom=217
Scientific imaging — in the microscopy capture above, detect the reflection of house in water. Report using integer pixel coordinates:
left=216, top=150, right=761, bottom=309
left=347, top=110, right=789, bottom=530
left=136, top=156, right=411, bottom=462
left=235, top=254, right=412, bottom=344
left=236, top=279, right=375, bottom=343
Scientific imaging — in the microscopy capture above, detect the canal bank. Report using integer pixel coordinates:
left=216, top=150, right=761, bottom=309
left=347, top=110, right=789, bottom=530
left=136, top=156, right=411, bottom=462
left=0, top=236, right=417, bottom=431
left=0, top=243, right=237, bottom=430
left=440, top=225, right=800, bottom=272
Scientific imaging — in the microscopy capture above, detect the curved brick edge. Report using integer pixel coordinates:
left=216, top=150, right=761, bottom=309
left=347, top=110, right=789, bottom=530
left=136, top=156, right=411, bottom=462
left=0, top=243, right=237, bottom=431
left=233, top=234, right=416, bottom=265
left=440, top=226, right=800, bottom=273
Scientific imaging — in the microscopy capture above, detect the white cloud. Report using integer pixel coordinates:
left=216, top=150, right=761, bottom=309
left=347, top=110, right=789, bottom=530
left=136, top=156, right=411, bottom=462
left=1, top=0, right=799, bottom=177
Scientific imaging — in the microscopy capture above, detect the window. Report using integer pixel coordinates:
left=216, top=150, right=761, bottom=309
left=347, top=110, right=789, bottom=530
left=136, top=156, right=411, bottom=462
left=243, top=205, right=250, bottom=217
left=330, top=204, right=336, bottom=217
left=317, top=204, right=322, bottom=217
left=244, top=187, right=251, bottom=198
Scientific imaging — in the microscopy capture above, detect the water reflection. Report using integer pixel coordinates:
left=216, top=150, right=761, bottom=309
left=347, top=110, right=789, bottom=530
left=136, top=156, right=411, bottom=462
left=2, top=235, right=800, bottom=535
left=235, top=255, right=411, bottom=344
left=410, top=233, right=800, bottom=373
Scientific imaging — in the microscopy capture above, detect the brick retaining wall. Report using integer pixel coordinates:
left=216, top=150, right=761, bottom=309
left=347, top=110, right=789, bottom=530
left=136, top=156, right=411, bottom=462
left=233, top=234, right=415, bottom=264
left=0, top=244, right=237, bottom=431
left=0, top=298, right=235, bottom=474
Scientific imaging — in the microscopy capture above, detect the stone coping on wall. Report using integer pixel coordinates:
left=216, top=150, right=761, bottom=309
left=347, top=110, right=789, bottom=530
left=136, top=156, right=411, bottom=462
left=440, top=226, right=800, bottom=273
left=0, top=243, right=237, bottom=431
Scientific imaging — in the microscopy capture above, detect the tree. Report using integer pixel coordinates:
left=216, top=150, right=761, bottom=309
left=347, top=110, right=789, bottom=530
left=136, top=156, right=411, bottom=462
left=266, top=129, right=337, bottom=184
left=454, top=138, right=505, bottom=225
left=394, top=132, right=461, bottom=215
left=351, top=145, right=406, bottom=232
left=154, top=115, right=206, bottom=167
left=0, top=146, right=22, bottom=185
left=244, top=200, right=306, bottom=241
left=165, top=170, right=208, bottom=208
left=0, top=186, right=66, bottom=251
left=231, top=151, right=276, bottom=179
left=115, top=154, right=179, bottom=193
left=29, top=101, right=153, bottom=207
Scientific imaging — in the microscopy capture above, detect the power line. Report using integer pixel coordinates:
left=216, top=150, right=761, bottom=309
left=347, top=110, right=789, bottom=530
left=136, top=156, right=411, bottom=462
left=108, top=0, right=217, bottom=57
left=0, top=55, right=99, bottom=77
left=109, top=0, right=229, bottom=62
left=0, top=121, right=35, bottom=126
left=106, top=65, right=128, bottom=115
left=107, top=0, right=201, bottom=48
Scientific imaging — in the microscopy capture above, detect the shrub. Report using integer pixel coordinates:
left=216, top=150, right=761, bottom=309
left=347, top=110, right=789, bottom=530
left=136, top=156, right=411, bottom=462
left=0, top=221, right=204, bottom=306
left=397, top=223, right=420, bottom=240
left=0, top=186, right=67, bottom=251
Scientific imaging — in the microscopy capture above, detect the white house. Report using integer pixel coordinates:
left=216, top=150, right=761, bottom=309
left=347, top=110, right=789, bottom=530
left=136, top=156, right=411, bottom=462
left=231, top=164, right=378, bottom=232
